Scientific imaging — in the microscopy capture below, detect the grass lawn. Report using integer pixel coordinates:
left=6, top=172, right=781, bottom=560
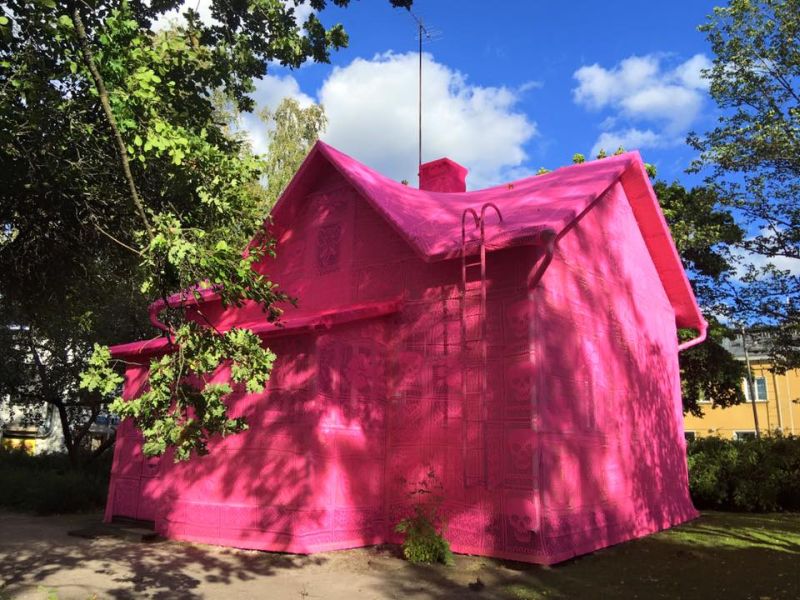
left=492, top=512, right=800, bottom=599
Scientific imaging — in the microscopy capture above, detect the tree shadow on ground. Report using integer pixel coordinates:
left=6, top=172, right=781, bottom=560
left=0, top=511, right=325, bottom=599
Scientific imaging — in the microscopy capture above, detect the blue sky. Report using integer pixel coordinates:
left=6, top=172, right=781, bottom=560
left=173, top=1, right=724, bottom=189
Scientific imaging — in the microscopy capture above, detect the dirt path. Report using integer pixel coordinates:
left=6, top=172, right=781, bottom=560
left=0, top=512, right=519, bottom=599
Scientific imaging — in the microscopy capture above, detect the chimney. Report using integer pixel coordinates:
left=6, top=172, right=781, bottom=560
left=419, top=157, right=468, bottom=193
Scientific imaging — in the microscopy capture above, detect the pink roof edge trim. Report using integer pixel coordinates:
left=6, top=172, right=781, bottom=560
left=110, top=298, right=404, bottom=359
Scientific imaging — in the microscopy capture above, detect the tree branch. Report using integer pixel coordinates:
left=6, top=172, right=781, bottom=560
left=71, top=7, right=154, bottom=243
left=91, top=218, right=143, bottom=256
left=89, top=432, right=117, bottom=462
left=72, top=404, right=100, bottom=449
left=26, top=328, right=75, bottom=454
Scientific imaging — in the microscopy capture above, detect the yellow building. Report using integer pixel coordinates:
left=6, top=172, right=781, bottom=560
left=684, top=335, right=800, bottom=440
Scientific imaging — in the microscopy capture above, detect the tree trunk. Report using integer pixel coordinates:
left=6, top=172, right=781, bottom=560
left=53, top=399, right=79, bottom=467
left=89, top=432, right=117, bottom=462
left=26, top=328, right=79, bottom=466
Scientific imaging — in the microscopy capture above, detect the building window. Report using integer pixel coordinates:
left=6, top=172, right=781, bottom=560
left=733, top=430, right=757, bottom=441
left=742, top=377, right=768, bottom=402
left=684, top=431, right=696, bottom=442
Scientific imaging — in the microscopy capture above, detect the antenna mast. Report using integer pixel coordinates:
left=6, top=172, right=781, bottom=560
left=409, top=11, right=441, bottom=185
left=418, top=16, right=423, bottom=178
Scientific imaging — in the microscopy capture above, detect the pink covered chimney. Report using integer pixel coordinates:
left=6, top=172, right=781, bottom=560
left=419, top=157, right=468, bottom=193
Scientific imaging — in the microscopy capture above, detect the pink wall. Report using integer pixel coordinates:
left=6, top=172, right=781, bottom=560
left=529, top=182, right=696, bottom=560
left=106, top=170, right=696, bottom=564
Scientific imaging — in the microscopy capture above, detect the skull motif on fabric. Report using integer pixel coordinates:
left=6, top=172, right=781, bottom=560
left=507, top=363, right=533, bottom=406
left=508, top=513, right=533, bottom=544
left=505, top=300, right=530, bottom=340
left=510, top=440, right=534, bottom=472
left=317, top=223, right=342, bottom=274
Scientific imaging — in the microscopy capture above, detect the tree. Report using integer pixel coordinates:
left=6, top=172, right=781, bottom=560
left=0, top=285, right=147, bottom=466
left=690, top=0, right=800, bottom=371
left=653, top=181, right=747, bottom=415
left=260, top=98, right=327, bottom=207
left=0, top=0, right=410, bottom=462
left=0, top=95, right=326, bottom=466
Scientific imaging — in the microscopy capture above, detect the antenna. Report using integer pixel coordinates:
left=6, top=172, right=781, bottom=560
left=409, top=11, right=442, bottom=185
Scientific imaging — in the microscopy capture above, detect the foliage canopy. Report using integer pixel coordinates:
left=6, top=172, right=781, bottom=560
left=0, top=0, right=407, bottom=461
left=691, top=0, right=800, bottom=371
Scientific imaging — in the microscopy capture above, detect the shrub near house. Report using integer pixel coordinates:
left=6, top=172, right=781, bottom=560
left=0, top=449, right=110, bottom=514
left=687, top=435, right=800, bottom=512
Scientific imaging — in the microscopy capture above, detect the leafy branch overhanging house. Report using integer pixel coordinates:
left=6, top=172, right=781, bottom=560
left=106, top=141, right=707, bottom=564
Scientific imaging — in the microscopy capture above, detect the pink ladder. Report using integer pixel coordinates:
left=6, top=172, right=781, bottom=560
left=460, top=203, right=502, bottom=488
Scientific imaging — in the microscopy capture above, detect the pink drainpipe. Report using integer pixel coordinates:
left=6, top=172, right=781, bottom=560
left=525, top=228, right=707, bottom=354
left=677, top=319, right=708, bottom=352
left=148, top=298, right=170, bottom=333
left=148, top=287, right=220, bottom=334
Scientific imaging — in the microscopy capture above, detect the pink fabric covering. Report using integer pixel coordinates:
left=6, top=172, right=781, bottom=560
left=106, top=143, right=700, bottom=564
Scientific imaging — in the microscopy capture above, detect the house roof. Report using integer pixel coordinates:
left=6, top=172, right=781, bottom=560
left=111, top=142, right=706, bottom=360
left=272, top=141, right=705, bottom=332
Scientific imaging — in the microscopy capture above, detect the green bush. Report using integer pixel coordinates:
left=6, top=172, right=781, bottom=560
left=687, top=434, right=800, bottom=512
left=395, top=505, right=454, bottom=565
left=0, top=449, right=111, bottom=514
left=394, top=467, right=453, bottom=565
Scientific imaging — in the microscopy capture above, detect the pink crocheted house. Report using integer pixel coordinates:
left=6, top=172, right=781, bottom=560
left=106, top=142, right=706, bottom=564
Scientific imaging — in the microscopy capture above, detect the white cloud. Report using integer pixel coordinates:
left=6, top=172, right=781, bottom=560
left=252, top=73, right=314, bottom=111
left=674, top=54, right=713, bottom=90
left=291, top=3, right=315, bottom=25
left=573, top=53, right=711, bottom=154
left=621, top=84, right=703, bottom=132
left=574, top=56, right=661, bottom=109
left=150, top=0, right=214, bottom=31
left=518, top=80, right=544, bottom=93
left=733, top=250, right=800, bottom=280
left=150, top=0, right=313, bottom=32
left=220, top=51, right=535, bottom=188
left=148, top=7, right=534, bottom=188
left=317, top=51, right=537, bottom=188
left=733, top=227, right=800, bottom=280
